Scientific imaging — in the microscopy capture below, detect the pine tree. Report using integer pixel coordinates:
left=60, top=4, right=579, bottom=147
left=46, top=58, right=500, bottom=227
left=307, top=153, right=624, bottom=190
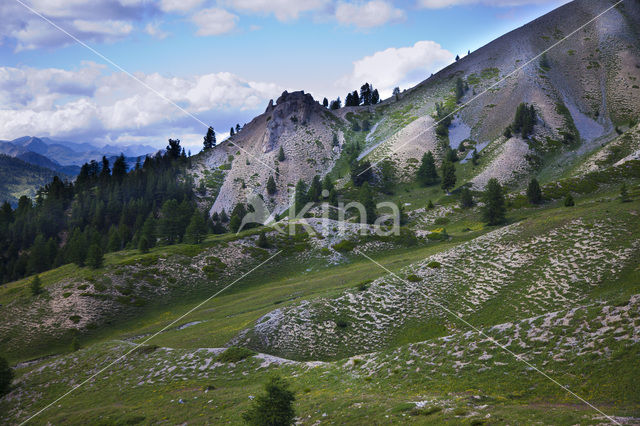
left=371, top=89, right=380, bottom=105
left=27, top=235, right=48, bottom=274
left=230, top=127, right=235, bottom=136
left=455, top=77, right=465, bottom=101
left=243, top=376, right=295, bottom=426
left=141, top=216, right=156, bottom=248
left=185, top=211, right=207, bottom=244
left=455, top=54, right=460, bottom=61
left=527, top=178, right=543, bottom=205
left=472, top=149, right=480, bottom=166
left=323, top=97, right=329, bottom=108
left=138, top=235, right=150, bottom=253
left=99, top=156, right=111, bottom=181
left=427, top=200, right=434, bottom=209
left=86, top=244, right=103, bottom=269
left=203, top=126, right=216, bottom=150
left=564, top=193, right=575, bottom=207
left=256, top=231, right=270, bottom=248
left=360, top=83, right=372, bottom=106
left=236, top=124, right=241, bottom=133
left=417, top=151, right=438, bottom=186
left=460, top=187, right=474, bottom=208
left=441, top=160, right=457, bottom=192
left=332, top=133, right=339, bottom=147
left=71, top=336, right=81, bottom=352
left=278, top=146, right=285, bottom=161
left=267, top=176, right=277, bottom=195
left=112, top=154, right=127, bottom=181
left=158, top=199, right=183, bottom=244
left=329, top=97, right=341, bottom=109
left=220, top=209, right=229, bottom=223
left=322, top=175, right=334, bottom=193
left=446, top=148, right=459, bottom=163
left=166, top=139, right=182, bottom=159
left=482, top=178, right=506, bottom=225
left=393, top=87, right=401, bottom=100
left=350, top=161, right=373, bottom=187
left=307, top=175, right=322, bottom=202
left=358, top=182, right=377, bottom=224
left=620, top=183, right=630, bottom=202
left=30, top=275, right=42, bottom=296
left=379, top=159, right=396, bottom=194
left=294, top=180, right=308, bottom=213
left=0, top=356, right=13, bottom=397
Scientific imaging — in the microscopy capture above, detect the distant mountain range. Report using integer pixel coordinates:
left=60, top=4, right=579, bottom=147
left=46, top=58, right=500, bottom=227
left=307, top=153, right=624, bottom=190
left=0, top=136, right=158, bottom=176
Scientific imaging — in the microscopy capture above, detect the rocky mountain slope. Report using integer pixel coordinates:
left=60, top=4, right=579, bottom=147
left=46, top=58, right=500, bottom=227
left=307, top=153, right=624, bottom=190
left=193, top=0, right=640, bottom=213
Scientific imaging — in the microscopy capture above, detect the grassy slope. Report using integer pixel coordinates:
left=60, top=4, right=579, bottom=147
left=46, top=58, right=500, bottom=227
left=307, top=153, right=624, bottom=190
left=1, top=176, right=638, bottom=424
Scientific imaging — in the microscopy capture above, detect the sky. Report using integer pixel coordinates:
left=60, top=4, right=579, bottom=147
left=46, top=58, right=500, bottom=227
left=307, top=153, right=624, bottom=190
left=0, top=0, right=570, bottom=153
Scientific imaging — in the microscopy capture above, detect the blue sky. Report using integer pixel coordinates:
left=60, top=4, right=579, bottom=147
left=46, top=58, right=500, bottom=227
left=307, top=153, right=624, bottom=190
left=0, top=0, right=569, bottom=152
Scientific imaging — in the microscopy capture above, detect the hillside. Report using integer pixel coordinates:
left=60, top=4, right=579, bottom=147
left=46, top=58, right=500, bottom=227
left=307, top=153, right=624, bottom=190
left=1, top=0, right=640, bottom=424
left=192, top=0, right=640, bottom=213
left=0, top=155, right=65, bottom=206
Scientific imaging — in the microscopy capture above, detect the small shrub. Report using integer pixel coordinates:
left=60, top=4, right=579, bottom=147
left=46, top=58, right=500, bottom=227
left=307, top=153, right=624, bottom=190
left=434, top=217, right=450, bottom=225
left=427, top=261, right=441, bottom=268
left=406, top=274, right=421, bottom=282
left=216, top=346, right=255, bottom=363
left=410, top=405, right=442, bottom=416
left=335, top=318, right=349, bottom=329
left=0, top=356, right=13, bottom=397
left=564, top=193, right=575, bottom=207
left=243, top=376, right=295, bottom=426
left=332, top=240, right=355, bottom=253
left=356, top=280, right=372, bottom=291
left=69, top=315, right=81, bottom=324
left=133, top=345, right=158, bottom=355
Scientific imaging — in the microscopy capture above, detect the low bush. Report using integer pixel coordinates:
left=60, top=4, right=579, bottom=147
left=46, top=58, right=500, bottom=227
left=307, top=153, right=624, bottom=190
left=216, top=346, right=255, bottom=363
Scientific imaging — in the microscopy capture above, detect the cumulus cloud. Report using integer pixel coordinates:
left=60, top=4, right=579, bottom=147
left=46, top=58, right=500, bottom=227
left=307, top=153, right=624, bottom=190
left=0, top=64, right=282, bottom=146
left=339, top=40, right=454, bottom=97
left=335, top=1, right=405, bottom=28
left=0, top=0, right=152, bottom=51
left=417, top=0, right=559, bottom=8
left=158, top=0, right=204, bottom=13
left=144, top=21, right=169, bottom=39
left=223, top=0, right=330, bottom=21
left=192, top=8, right=239, bottom=36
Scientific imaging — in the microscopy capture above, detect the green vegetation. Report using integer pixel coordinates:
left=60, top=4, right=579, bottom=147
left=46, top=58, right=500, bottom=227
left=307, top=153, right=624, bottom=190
left=243, top=376, right=295, bottom=426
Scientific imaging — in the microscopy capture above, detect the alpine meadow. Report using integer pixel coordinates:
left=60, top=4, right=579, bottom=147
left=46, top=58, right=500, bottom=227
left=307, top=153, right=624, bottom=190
left=1, top=0, right=640, bottom=424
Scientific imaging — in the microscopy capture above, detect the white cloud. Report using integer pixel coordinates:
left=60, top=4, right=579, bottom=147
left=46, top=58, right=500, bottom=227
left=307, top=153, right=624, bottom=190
left=417, top=0, right=558, bottom=8
left=72, top=19, right=133, bottom=37
left=158, top=0, right=204, bottom=13
left=339, top=40, right=454, bottom=97
left=224, top=0, right=330, bottom=21
left=192, top=8, right=239, bottom=36
left=145, top=21, right=169, bottom=39
left=0, top=64, right=282, bottom=144
left=335, top=1, right=405, bottom=28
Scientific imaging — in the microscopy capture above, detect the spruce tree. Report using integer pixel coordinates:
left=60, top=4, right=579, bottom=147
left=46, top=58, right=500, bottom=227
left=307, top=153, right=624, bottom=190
left=460, top=187, right=474, bottom=208
left=86, top=244, right=103, bottom=269
left=203, top=126, right=216, bottom=150
left=0, top=356, right=12, bottom=397
left=358, top=182, right=377, bottom=224
left=294, top=180, right=308, bottom=213
left=185, top=211, right=207, bottom=244
left=138, top=235, right=150, bottom=253
left=417, top=151, right=438, bottom=186
left=441, top=160, right=457, bottom=192
left=322, top=175, right=334, bottom=193
left=371, top=89, right=380, bottom=105
left=30, top=275, right=42, bottom=296
left=427, top=200, right=434, bottom=209
left=322, top=97, right=329, bottom=108
left=307, top=175, right=322, bottom=202
left=482, top=178, right=506, bottom=225
left=527, top=178, right=543, bottom=205
left=620, top=183, right=630, bottom=202
left=446, top=148, right=459, bottom=163
left=455, top=77, right=465, bottom=101
left=278, top=146, right=285, bottom=161
left=379, top=159, right=396, bottom=194
left=267, top=176, right=277, bottom=195
left=112, top=154, right=127, bottom=181
left=350, top=161, right=373, bottom=187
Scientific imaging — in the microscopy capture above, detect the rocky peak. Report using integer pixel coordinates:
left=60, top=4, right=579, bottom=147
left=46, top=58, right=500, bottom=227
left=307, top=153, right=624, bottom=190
left=261, top=90, right=321, bottom=153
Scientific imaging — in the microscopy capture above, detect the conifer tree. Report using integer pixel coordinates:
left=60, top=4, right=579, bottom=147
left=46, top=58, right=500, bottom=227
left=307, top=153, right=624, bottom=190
left=99, top=156, right=111, bottom=181
left=358, top=182, right=377, bottom=224
left=379, top=159, right=396, bottom=194
left=441, top=160, right=457, bottom=192
left=256, top=231, right=270, bottom=248
left=472, top=149, right=480, bottom=166
left=294, top=180, right=309, bottom=213
left=30, top=275, right=42, bottom=296
left=564, top=193, right=575, bottom=207
left=427, top=200, right=434, bottom=209
left=417, top=151, right=438, bottom=186
left=360, top=83, right=372, bottom=106
left=185, top=211, right=207, bottom=244
left=267, top=176, right=277, bottom=195
left=620, top=183, right=630, bottom=202
left=460, top=187, right=474, bottom=208
left=455, top=77, right=465, bottom=101
left=323, top=97, right=329, bottom=107
left=278, top=146, right=285, bottom=161
left=138, top=236, right=150, bottom=253
left=230, top=127, right=235, bottom=136
left=371, top=89, right=380, bottom=105
left=86, top=244, right=103, bottom=269
left=482, top=178, right=506, bottom=225
left=0, top=356, right=13, bottom=397
left=203, top=126, right=216, bottom=150
left=307, top=175, right=322, bottom=202
left=527, top=178, right=543, bottom=204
